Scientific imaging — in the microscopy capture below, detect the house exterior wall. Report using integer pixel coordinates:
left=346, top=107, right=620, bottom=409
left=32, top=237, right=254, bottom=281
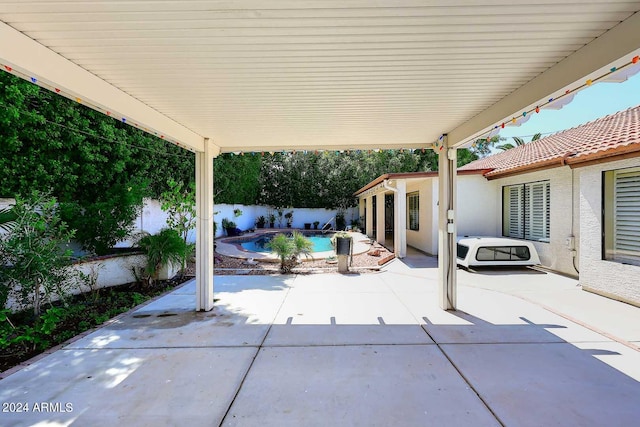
left=406, top=180, right=433, bottom=254
left=456, top=175, right=500, bottom=239
left=356, top=175, right=499, bottom=256
left=420, top=175, right=499, bottom=256
left=490, top=167, right=579, bottom=277
left=579, top=157, right=640, bottom=307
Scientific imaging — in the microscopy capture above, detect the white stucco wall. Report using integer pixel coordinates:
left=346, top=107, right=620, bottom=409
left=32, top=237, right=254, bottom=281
left=490, top=167, right=579, bottom=277
left=406, top=180, right=434, bottom=254
left=5, top=253, right=147, bottom=312
left=456, top=175, right=500, bottom=239
left=579, top=157, right=640, bottom=307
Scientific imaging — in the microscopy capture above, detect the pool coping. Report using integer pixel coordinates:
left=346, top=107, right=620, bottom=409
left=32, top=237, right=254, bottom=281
left=216, top=230, right=372, bottom=262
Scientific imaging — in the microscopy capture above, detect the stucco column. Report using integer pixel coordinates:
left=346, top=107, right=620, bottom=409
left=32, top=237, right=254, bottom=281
left=365, top=196, right=373, bottom=237
left=376, top=192, right=386, bottom=245
left=438, top=135, right=457, bottom=310
left=395, top=180, right=407, bottom=258
left=195, top=138, right=219, bottom=311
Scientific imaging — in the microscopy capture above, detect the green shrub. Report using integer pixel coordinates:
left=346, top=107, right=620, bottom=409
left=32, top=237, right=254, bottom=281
left=0, top=191, right=84, bottom=316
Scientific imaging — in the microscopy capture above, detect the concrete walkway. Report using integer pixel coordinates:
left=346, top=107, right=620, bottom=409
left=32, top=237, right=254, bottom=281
left=1, top=259, right=639, bottom=426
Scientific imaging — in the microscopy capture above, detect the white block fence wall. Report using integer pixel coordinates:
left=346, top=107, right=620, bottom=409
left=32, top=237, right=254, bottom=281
left=124, top=200, right=360, bottom=243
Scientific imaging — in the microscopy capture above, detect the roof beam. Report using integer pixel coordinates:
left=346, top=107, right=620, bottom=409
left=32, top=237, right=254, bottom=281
left=0, top=22, right=206, bottom=152
left=447, top=11, right=640, bottom=148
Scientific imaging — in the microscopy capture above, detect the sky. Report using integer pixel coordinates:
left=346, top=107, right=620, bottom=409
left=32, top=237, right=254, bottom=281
left=497, top=71, right=640, bottom=142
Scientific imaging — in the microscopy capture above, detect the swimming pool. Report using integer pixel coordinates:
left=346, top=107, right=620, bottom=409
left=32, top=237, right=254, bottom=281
left=239, top=232, right=335, bottom=254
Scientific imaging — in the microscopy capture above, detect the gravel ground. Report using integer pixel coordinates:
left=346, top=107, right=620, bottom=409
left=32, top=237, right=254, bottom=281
left=184, top=241, right=395, bottom=275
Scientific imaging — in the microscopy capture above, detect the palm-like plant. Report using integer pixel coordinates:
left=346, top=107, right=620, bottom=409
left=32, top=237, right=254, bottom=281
left=136, top=228, right=189, bottom=285
left=0, top=206, right=17, bottom=233
left=266, top=231, right=313, bottom=273
left=497, top=133, right=541, bottom=151
left=291, top=231, right=313, bottom=260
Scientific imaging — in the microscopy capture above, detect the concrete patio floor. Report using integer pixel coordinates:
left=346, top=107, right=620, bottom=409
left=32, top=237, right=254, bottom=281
left=1, top=258, right=639, bottom=427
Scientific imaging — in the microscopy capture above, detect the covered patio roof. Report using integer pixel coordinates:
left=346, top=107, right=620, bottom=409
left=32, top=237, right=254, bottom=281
left=2, top=1, right=640, bottom=311
left=1, top=1, right=640, bottom=152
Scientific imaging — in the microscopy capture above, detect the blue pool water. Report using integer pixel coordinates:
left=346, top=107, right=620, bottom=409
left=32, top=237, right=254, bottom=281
left=240, top=233, right=334, bottom=253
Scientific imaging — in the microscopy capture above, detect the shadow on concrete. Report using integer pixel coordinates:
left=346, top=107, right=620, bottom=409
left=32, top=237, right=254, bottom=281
left=460, top=266, right=548, bottom=275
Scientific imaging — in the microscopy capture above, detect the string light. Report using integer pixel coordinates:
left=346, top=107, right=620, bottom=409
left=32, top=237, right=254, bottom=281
left=470, top=55, right=640, bottom=144
left=4, top=53, right=638, bottom=156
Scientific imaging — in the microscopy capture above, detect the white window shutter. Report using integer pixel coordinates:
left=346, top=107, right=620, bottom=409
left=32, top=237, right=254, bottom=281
left=527, top=182, right=549, bottom=241
left=614, top=168, right=640, bottom=263
left=508, top=186, right=523, bottom=238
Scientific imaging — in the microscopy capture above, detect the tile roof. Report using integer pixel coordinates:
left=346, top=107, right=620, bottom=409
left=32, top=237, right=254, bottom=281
left=459, top=105, right=640, bottom=178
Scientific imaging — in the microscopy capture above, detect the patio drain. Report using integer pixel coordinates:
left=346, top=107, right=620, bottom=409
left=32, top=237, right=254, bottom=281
left=157, top=313, right=178, bottom=318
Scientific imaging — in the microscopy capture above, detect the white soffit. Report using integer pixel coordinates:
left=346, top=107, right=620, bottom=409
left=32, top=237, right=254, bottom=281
left=1, top=1, right=639, bottom=152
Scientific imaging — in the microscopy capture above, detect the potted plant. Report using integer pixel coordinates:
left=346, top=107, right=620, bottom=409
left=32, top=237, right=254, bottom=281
left=222, top=218, right=238, bottom=236
left=256, top=215, right=266, bottom=229
left=304, top=222, right=312, bottom=230
left=268, top=213, right=276, bottom=228
left=313, top=220, right=320, bottom=230
left=332, top=231, right=352, bottom=256
left=285, top=210, right=293, bottom=228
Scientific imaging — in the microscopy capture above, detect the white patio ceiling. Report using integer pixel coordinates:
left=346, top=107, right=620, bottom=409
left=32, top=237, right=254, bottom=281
left=1, top=1, right=640, bottom=153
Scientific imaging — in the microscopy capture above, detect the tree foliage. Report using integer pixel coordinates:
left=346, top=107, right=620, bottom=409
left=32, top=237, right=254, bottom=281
left=470, top=135, right=505, bottom=157
left=256, top=148, right=463, bottom=208
left=0, top=72, right=194, bottom=254
left=160, top=179, right=196, bottom=244
left=213, top=153, right=261, bottom=204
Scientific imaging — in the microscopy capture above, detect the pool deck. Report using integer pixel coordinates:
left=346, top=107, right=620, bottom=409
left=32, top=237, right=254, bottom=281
left=216, top=230, right=372, bottom=261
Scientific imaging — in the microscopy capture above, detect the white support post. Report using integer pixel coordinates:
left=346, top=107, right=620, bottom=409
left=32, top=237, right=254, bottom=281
left=438, top=135, right=457, bottom=310
left=195, top=138, right=218, bottom=312
left=376, top=193, right=386, bottom=245
left=366, top=196, right=373, bottom=237
left=395, top=180, right=407, bottom=258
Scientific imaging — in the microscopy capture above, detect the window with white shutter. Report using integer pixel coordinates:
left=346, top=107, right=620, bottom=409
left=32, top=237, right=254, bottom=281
left=407, top=192, right=419, bottom=231
left=503, top=181, right=550, bottom=242
left=604, top=167, right=640, bottom=266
